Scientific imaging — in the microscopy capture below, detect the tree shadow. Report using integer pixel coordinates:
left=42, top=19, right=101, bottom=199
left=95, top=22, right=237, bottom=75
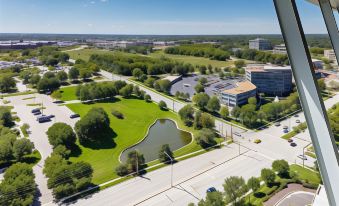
left=80, top=126, right=117, bottom=150
left=69, top=144, right=82, bottom=158
left=254, top=192, right=266, bottom=198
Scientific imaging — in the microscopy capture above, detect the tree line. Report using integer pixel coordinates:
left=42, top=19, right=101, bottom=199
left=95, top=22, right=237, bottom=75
left=234, top=49, right=289, bottom=65
left=164, top=44, right=230, bottom=61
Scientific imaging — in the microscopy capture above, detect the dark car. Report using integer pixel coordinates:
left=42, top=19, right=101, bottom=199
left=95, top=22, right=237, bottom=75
left=283, top=129, right=289, bottom=133
left=207, top=187, right=216, bottom=193
left=31, top=108, right=40, bottom=113
left=70, top=114, right=80, bottom=119
left=47, top=115, right=55, bottom=118
left=53, top=100, right=64, bottom=104
left=37, top=116, right=50, bottom=123
left=33, top=111, right=42, bottom=115
left=288, top=139, right=293, bottom=143
left=290, top=142, right=297, bottom=147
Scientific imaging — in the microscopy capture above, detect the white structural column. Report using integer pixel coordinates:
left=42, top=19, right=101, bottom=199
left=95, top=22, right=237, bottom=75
left=319, top=0, right=339, bottom=65
left=273, top=0, right=339, bottom=205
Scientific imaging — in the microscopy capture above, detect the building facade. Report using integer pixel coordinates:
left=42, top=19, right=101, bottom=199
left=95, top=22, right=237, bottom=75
left=249, top=38, right=272, bottom=50
left=324, top=49, right=338, bottom=65
left=273, top=44, right=287, bottom=54
left=246, top=65, right=292, bottom=96
left=219, top=81, right=257, bottom=107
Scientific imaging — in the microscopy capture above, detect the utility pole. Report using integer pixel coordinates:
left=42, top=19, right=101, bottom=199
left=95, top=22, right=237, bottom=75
left=164, top=151, right=174, bottom=188
left=172, top=100, right=175, bottom=112
left=135, top=150, right=139, bottom=176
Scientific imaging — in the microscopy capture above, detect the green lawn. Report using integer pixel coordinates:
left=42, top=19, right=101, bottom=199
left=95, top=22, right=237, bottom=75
left=66, top=48, right=136, bottom=61
left=57, top=86, right=78, bottom=101
left=290, top=164, right=321, bottom=185
left=149, top=50, right=235, bottom=68
left=67, top=97, right=201, bottom=184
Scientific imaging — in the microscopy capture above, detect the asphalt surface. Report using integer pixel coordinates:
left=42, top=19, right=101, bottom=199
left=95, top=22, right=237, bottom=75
left=277, top=192, right=315, bottom=206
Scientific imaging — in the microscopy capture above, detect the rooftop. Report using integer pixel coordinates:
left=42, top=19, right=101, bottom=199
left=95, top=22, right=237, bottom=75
left=223, top=81, right=256, bottom=95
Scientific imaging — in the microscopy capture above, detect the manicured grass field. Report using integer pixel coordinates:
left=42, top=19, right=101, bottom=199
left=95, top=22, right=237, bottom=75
left=66, top=49, right=136, bottom=61
left=67, top=97, right=201, bottom=184
left=57, top=86, right=78, bottom=101
left=290, top=164, right=321, bottom=185
left=149, top=50, right=235, bottom=68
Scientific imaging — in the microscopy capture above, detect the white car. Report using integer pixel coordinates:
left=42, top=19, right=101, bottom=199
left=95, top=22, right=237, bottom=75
left=298, top=155, right=307, bottom=160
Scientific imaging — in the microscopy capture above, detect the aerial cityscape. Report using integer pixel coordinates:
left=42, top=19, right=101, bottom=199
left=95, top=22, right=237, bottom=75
left=0, top=0, right=338, bottom=206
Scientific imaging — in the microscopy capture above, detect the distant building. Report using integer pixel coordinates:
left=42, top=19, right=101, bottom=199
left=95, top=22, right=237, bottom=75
left=324, top=49, right=338, bottom=65
left=273, top=44, right=287, bottom=55
left=246, top=65, right=292, bottom=96
left=219, top=81, right=257, bottom=107
left=249, top=38, right=272, bottom=50
left=0, top=40, right=55, bottom=50
left=312, top=59, right=324, bottom=70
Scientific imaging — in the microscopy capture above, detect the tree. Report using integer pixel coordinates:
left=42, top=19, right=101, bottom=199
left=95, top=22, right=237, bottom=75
left=198, top=191, right=225, bottom=206
left=51, top=90, right=62, bottom=100
left=261, top=168, right=276, bottom=186
left=272, top=159, right=290, bottom=177
left=126, top=150, right=145, bottom=174
left=79, top=68, right=92, bottom=80
left=207, top=96, right=220, bottom=113
left=198, top=77, right=208, bottom=85
left=158, top=79, right=172, bottom=94
left=29, top=74, right=41, bottom=86
left=75, top=107, right=110, bottom=143
left=37, top=77, right=60, bottom=91
left=158, top=144, right=174, bottom=163
left=119, top=84, right=134, bottom=98
left=0, top=163, right=36, bottom=206
left=234, top=60, right=245, bottom=68
left=0, top=75, right=16, bottom=92
left=195, top=128, right=216, bottom=147
left=223, top=176, right=248, bottom=205
left=132, top=68, right=144, bottom=81
left=178, top=105, right=195, bottom=126
left=52, top=145, right=71, bottom=159
left=317, top=78, right=326, bottom=92
left=0, top=106, right=13, bottom=127
left=144, top=94, right=151, bottom=102
left=247, top=177, right=260, bottom=193
left=0, top=138, right=13, bottom=162
left=193, top=93, right=210, bottom=110
left=220, top=106, right=229, bottom=119
left=56, top=71, right=68, bottom=82
left=115, top=164, right=129, bottom=176
left=194, top=83, right=205, bottom=93
left=68, top=67, right=79, bottom=81
left=248, top=97, right=257, bottom=105
left=12, top=138, right=34, bottom=161
left=47, top=123, right=76, bottom=148
left=158, top=101, right=167, bottom=110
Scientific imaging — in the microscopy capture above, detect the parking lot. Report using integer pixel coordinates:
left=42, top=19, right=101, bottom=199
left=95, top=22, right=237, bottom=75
left=170, top=74, right=245, bottom=99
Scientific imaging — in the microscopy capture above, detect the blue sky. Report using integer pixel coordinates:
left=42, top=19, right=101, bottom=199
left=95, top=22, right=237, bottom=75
left=0, top=0, right=332, bottom=34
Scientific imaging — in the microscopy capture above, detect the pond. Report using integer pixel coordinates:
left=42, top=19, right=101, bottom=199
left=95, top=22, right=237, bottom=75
left=120, top=119, right=192, bottom=163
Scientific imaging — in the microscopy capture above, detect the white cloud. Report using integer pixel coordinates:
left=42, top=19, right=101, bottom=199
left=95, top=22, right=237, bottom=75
left=90, top=1, right=95, bottom=4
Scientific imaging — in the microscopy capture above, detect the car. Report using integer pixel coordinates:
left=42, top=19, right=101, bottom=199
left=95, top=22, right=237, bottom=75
left=37, top=116, right=50, bottom=123
left=47, top=114, right=55, bottom=118
left=296, top=119, right=300, bottom=123
left=234, top=132, right=241, bottom=137
left=31, top=108, right=40, bottom=113
left=283, top=129, right=289, bottom=133
left=275, top=122, right=281, bottom=127
left=206, top=187, right=216, bottom=193
left=288, top=139, right=293, bottom=143
left=294, top=114, right=299, bottom=117
left=53, top=100, right=64, bottom=104
left=70, top=114, right=80, bottom=119
left=36, top=115, right=46, bottom=121
left=45, top=91, right=52, bottom=95
left=283, top=125, right=288, bottom=129
left=33, top=111, right=41, bottom=115
left=298, top=155, right=307, bottom=160
left=290, top=142, right=297, bottom=147
left=254, top=139, right=262, bottom=144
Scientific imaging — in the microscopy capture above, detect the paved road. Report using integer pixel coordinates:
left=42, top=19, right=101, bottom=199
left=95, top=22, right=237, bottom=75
left=6, top=94, right=79, bottom=205
left=69, top=145, right=272, bottom=206
left=277, top=192, right=315, bottom=206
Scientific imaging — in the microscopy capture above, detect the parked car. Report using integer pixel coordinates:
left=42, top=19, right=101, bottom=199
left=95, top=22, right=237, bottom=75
left=294, top=114, right=299, bottom=117
left=70, top=114, right=80, bottom=119
left=275, top=122, right=281, bottom=127
left=234, top=132, right=241, bottom=137
left=290, top=142, right=297, bottom=147
left=298, top=155, right=307, bottom=160
left=288, top=139, right=293, bottom=143
left=254, top=139, right=262, bottom=144
left=37, top=116, right=50, bottom=123
left=47, top=115, right=55, bottom=118
left=283, top=125, right=288, bottom=130
left=36, top=115, right=46, bottom=121
left=31, top=108, right=40, bottom=113
left=33, top=111, right=41, bottom=115
left=283, top=129, right=289, bottom=133
left=206, top=187, right=216, bottom=193
left=53, top=100, right=64, bottom=104
left=45, top=91, right=52, bottom=95
left=296, top=119, right=300, bottom=123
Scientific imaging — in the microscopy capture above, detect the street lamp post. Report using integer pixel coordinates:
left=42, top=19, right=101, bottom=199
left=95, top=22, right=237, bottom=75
left=164, top=151, right=174, bottom=188
left=135, top=150, right=139, bottom=176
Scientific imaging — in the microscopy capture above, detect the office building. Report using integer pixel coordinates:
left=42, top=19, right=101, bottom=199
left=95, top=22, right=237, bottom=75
left=324, top=49, right=338, bottom=65
left=246, top=65, right=292, bottom=96
left=249, top=38, right=272, bottom=50
left=219, top=81, right=257, bottom=107
left=273, top=44, right=287, bottom=55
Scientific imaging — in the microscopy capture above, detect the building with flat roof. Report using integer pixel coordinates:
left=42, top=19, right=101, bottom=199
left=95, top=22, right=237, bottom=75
left=246, top=65, right=292, bottom=96
left=219, top=81, right=257, bottom=107
left=273, top=44, right=287, bottom=55
left=249, top=38, right=272, bottom=50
